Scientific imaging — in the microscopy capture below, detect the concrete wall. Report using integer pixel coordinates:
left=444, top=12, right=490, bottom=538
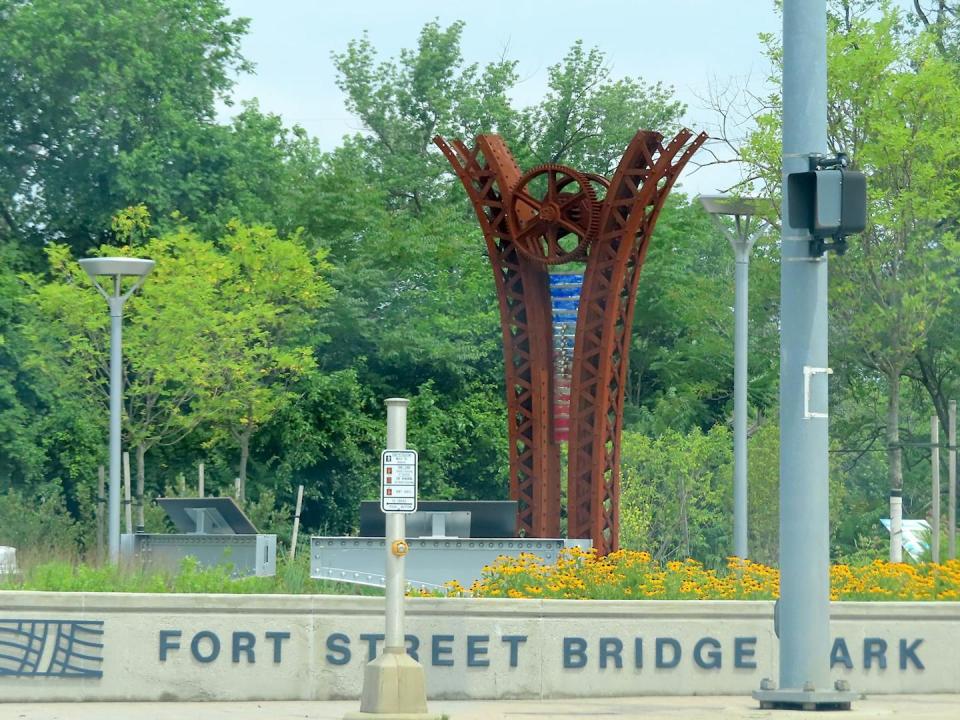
left=0, top=592, right=956, bottom=701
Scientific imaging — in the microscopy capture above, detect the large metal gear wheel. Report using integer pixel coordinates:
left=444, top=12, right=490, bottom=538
left=559, top=171, right=610, bottom=197
left=508, top=164, right=601, bottom=265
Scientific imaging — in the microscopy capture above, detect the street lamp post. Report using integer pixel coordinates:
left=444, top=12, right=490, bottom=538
left=699, top=195, right=771, bottom=560
left=79, top=257, right=155, bottom=563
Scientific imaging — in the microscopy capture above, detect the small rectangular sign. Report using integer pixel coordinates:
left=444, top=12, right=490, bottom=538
left=380, top=449, right=418, bottom=513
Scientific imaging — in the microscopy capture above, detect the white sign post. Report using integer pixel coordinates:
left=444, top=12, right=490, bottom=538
left=346, top=398, right=438, bottom=720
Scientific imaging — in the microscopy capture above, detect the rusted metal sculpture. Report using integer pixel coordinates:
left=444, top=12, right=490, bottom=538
left=435, top=129, right=707, bottom=554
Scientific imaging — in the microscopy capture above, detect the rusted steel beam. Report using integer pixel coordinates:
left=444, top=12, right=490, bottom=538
left=434, top=136, right=560, bottom=537
left=567, top=130, right=707, bottom=553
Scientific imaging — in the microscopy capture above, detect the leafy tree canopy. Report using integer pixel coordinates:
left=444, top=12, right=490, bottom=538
left=0, top=0, right=251, bottom=256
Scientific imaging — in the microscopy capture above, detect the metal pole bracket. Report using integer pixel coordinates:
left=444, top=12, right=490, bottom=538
left=803, top=366, right=833, bottom=419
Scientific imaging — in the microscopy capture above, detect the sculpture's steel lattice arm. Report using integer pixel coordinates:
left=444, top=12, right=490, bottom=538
left=435, top=136, right=561, bottom=538
left=566, top=130, right=707, bottom=553
left=436, top=128, right=706, bottom=551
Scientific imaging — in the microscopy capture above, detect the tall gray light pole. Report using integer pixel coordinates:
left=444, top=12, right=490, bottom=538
left=700, top=195, right=772, bottom=560
left=79, top=257, right=155, bottom=564
left=754, top=0, right=857, bottom=709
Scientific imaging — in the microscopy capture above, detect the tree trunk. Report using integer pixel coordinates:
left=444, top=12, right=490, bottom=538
left=887, top=370, right=904, bottom=562
left=915, top=348, right=951, bottom=437
left=136, top=442, right=146, bottom=530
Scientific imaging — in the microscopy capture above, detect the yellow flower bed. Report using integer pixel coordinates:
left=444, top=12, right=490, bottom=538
left=439, top=548, right=960, bottom=601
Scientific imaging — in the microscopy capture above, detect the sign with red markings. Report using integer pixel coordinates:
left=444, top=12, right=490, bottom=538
left=380, top=449, right=418, bottom=513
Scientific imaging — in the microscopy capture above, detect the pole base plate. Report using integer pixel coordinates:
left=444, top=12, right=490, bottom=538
left=753, top=688, right=858, bottom=711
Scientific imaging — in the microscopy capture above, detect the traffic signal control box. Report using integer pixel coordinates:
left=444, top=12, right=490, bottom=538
left=787, top=168, right=866, bottom=239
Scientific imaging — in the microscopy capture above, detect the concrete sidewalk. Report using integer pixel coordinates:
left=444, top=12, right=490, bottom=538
left=1, top=695, right=958, bottom=720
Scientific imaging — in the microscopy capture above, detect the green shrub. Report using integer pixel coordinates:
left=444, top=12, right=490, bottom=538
left=0, top=480, right=80, bottom=558
left=0, top=552, right=382, bottom=595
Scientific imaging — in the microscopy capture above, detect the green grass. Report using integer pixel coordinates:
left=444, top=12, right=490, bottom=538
left=0, top=552, right=383, bottom=595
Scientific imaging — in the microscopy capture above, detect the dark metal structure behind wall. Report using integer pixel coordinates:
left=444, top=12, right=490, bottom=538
left=435, top=130, right=706, bottom=554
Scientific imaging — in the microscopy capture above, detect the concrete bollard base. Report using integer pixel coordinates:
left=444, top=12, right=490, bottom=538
left=344, top=648, right=444, bottom=720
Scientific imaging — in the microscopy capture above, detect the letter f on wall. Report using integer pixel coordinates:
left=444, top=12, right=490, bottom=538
left=159, top=630, right=181, bottom=661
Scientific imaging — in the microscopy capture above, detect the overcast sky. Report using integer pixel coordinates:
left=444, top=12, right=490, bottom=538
left=222, top=0, right=785, bottom=196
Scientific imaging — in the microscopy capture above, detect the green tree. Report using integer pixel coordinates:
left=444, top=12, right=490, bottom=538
left=332, top=21, right=687, bottom=212
left=255, top=367, right=379, bottom=535
left=827, top=8, right=960, bottom=558
left=311, top=202, right=508, bottom=511
left=118, top=101, right=325, bottom=241
left=323, top=205, right=500, bottom=389
left=332, top=20, right=519, bottom=214
left=909, top=0, right=960, bottom=57
left=626, top=198, right=781, bottom=435
left=0, top=246, right=48, bottom=488
left=202, top=222, right=335, bottom=502
left=0, top=255, right=105, bottom=537
left=732, top=3, right=960, bottom=559
left=909, top=295, right=960, bottom=436
left=0, top=480, right=80, bottom=557
left=22, top=218, right=334, bottom=518
left=619, top=425, right=733, bottom=566
left=518, top=40, right=686, bottom=175
left=406, top=380, right=509, bottom=502
left=0, top=0, right=251, bottom=256
left=23, top=223, right=228, bottom=523
left=0, top=2, right=331, bottom=533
